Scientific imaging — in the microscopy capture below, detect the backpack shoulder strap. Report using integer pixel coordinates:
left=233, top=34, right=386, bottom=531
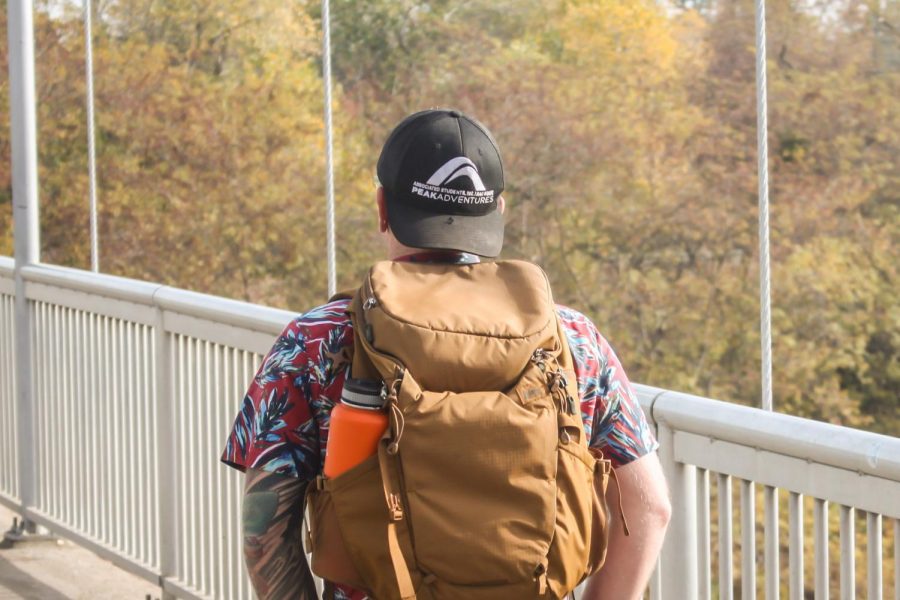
left=345, top=286, right=400, bottom=383
left=328, top=288, right=356, bottom=303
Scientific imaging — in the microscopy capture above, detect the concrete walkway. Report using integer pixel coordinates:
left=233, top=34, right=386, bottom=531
left=0, top=505, right=160, bottom=600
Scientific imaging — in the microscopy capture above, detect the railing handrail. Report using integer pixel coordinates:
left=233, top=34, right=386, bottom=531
left=641, top=385, right=900, bottom=483
left=2, top=259, right=296, bottom=336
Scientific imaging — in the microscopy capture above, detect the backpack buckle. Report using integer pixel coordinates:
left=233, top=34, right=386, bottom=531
left=388, top=493, right=404, bottom=521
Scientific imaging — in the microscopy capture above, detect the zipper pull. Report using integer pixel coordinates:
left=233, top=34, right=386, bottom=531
left=531, top=349, right=548, bottom=371
left=566, top=394, right=576, bottom=415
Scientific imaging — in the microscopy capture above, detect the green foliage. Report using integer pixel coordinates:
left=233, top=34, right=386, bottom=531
left=0, top=0, right=896, bottom=434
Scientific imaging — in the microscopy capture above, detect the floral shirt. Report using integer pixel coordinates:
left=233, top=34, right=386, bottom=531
left=221, top=261, right=657, bottom=600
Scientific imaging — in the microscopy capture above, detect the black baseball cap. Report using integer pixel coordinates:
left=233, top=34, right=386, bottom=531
left=376, top=109, right=505, bottom=257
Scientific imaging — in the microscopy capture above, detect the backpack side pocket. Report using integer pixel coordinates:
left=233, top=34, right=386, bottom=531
left=306, top=458, right=375, bottom=592
left=585, top=451, right=612, bottom=576
left=546, top=434, right=596, bottom=597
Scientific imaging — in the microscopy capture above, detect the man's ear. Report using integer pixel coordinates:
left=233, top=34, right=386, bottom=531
left=498, top=195, right=506, bottom=215
left=376, top=187, right=389, bottom=233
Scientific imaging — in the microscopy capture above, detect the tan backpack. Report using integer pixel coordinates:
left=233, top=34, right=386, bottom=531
left=306, top=259, right=618, bottom=600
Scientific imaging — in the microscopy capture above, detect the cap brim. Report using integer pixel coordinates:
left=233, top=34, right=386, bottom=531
left=387, top=200, right=505, bottom=258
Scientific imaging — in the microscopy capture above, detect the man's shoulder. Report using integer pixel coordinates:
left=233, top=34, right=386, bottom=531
left=279, top=297, right=354, bottom=347
left=555, top=304, right=600, bottom=338
left=554, top=304, right=613, bottom=374
left=292, top=297, right=353, bottom=328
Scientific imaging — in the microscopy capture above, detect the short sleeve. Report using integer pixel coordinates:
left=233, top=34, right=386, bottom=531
left=220, top=299, right=353, bottom=481
left=557, top=306, right=658, bottom=467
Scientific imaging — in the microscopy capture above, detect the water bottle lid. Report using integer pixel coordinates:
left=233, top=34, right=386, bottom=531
left=341, top=378, right=385, bottom=410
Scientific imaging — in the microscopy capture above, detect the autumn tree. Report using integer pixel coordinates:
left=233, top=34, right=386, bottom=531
left=1, top=0, right=896, bottom=433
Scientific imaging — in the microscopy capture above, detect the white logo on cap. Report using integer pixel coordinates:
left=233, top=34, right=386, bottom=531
left=410, top=157, right=495, bottom=205
left=426, top=157, right=486, bottom=191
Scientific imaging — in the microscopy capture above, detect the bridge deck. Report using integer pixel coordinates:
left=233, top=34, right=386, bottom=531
left=0, top=505, right=157, bottom=600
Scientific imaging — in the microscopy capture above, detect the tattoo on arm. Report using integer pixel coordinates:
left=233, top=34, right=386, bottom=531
left=242, top=468, right=317, bottom=600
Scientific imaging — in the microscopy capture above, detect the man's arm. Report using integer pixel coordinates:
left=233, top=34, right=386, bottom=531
left=583, top=452, right=671, bottom=600
left=242, top=467, right=318, bottom=600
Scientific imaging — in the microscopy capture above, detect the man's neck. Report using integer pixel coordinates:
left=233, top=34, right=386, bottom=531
left=393, top=250, right=480, bottom=264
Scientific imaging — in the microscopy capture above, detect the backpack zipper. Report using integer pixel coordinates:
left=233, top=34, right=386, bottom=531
left=533, top=349, right=577, bottom=415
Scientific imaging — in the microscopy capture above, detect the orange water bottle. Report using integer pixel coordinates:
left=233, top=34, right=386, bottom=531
left=324, top=378, right=388, bottom=478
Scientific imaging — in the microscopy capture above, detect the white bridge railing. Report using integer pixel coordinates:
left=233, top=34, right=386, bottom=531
left=1, top=256, right=898, bottom=600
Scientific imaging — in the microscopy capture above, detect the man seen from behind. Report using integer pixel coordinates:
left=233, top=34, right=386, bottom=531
left=221, top=109, right=671, bottom=600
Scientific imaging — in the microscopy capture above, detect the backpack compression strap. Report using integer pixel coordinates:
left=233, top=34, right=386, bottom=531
left=347, top=289, right=418, bottom=599
left=378, top=433, right=417, bottom=599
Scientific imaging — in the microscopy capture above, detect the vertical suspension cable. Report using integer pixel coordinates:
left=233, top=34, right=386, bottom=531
left=321, top=0, right=337, bottom=298
left=84, top=0, right=99, bottom=272
left=755, top=0, right=773, bottom=412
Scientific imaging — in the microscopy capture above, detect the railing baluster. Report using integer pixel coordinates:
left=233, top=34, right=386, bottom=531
left=698, top=467, right=711, bottom=600
left=119, top=318, right=128, bottom=551
left=224, top=347, right=235, bottom=600
left=765, top=485, right=780, bottom=600
left=719, top=473, right=734, bottom=600
left=131, top=322, right=141, bottom=562
left=33, top=302, right=44, bottom=509
left=147, top=323, right=157, bottom=569
left=179, top=335, right=189, bottom=585
left=77, top=310, right=87, bottom=534
left=82, top=310, right=89, bottom=534
left=155, top=324, right=177, bottom=600
left=189, top=337, right=199, bottom=589
left=143, top=323, right=153, bottom=566
left=135, top=323, right=145, bottom=565
left=2, top=296, right=11, bottom=498
left=789, top=492, right=804, bottom=600
left=894, top=518, right=899, bottom=600
left=182, top=338, right=197, bottom=585
left=85, top=312, right=94, bottom=538
left=1, top=296, right=5, bottom=497
left=60, top=305, right=68, bottom=520
left=28, top=302, right=38, bottom=508
left=241, top=351, right=256, bottom=599
left=105, top=315, right=114, bottom=545
left=75, top=309, right=83, bottom=530
left=134, top=323, right=143, bottom=563
left=815, top=498, right=830, bottom=600
left=65, top=307, right=74, bottom=527
left=741, top=479, right=756, bottom=599
left=124, top=321, right=134, bottom=559
left=73, top=308, right=82, bottom=529
left=1, top=296, right=8, bottom=498
left=129, top=323, right=139, bottom=562
left=649, top=556, right=661, bottom=600
left=78, top=310, right=86, bottom=533
left=213, top=343, right=223, bottom=599
left=99, top=315, right=109, bottom=543
left=202, top=339, right=213, bottom=596
left=111, top=317, right=121, bottom=549
left=176, top=334, right=185, bottom=583
left=47, top=303, right=55, bottom=515
left=840, top=505, right=855, bottom=599
left=868, top=512, right=883, bottom=600
left=53, top=304, right=62, bottom=519
left=38, top=301, right=44, bottom=509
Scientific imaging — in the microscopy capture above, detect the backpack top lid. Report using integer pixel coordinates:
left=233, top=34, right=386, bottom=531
left=361, top=259, right=557, bottom=392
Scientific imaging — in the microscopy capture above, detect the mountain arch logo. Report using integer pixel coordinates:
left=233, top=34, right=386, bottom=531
left=425, top=157, right=487, bottom=192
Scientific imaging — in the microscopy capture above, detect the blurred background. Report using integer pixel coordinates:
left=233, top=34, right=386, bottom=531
left=0, top=0, right=897, bottom=433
